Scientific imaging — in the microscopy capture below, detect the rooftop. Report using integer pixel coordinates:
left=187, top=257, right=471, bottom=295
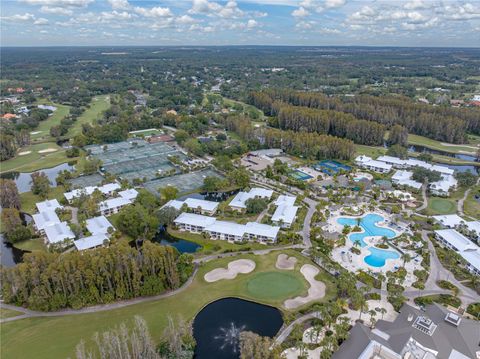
left=33, top=210, right=61, bottom=231
left=86, top=216, right=114, bottom=235
left=99, top=197, right=132, bottom=211
left=44, top=222, right=75, bottom=244
left=229, top=187, right=273, bottom=209
left=74, top=234, right=108, bottom=251
left=36, top=199, right=62, bottom=213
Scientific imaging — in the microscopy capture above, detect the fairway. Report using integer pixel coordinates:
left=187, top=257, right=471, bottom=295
left=428, top=198, right=456, bottom=215
left=246, top=272, right=305, bottom=300
left=68, top=95, right=111, bottom=137
left=31, top=101, right=70, bottom=142
left=0, top=250, right=337, bottom=359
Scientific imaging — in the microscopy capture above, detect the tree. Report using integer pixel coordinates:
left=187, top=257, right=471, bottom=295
left=159, top=186, right=178, bottom=201
left=157, top=316, right=195, bottom=359
left=388, top=125, right=408, bottom=146
left=0, top=179, right=20, bottom=209
left=135, top=189, right=159, bottom=213
left=411, top=167, right=441, bottom=184
left=239, top=331, right=274, bottom=359
left=245, top=197, right=269, bottom=214
left=227, top=168, right=250, bottom=188
left=184, top=138, right=204, bottom=157
left=386, top=144, right=408, bottom=159
left=418, top=153, right=433, bottom=162
left=83, top=158, right=102, bottom=175
left=117, top=205, right=159, bottom=243
left=203, top=176, right=226, bottom=192
left=1, top=208, right=31, bottom=243
left=455, top=171, right=477, bottom=187
left=0, top=133, right=16, bottom=161
left=31, top=172, right=50, bottom=198
left=157, top=206, right=181, bottom=227
left=75, top=316, right=159, bottom=359
left=174, top=129, right=189, bottom=145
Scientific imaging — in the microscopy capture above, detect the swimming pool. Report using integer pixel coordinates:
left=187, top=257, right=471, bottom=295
left=337, top=213, right=396, bottom=247
left=364, top=247, right=400, bottom=267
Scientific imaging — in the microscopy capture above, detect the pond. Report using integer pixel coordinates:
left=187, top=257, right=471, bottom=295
left=1, top=235, right=27, bottom=267
left=408, top=144, right=478, bottom=162
left=177, top=189, right=239, bottom=202
left=155, top=227, right=201, bottom=254
left=193, top=297, right=283, bottom=359
left=0, top=162, right=75, bottom=193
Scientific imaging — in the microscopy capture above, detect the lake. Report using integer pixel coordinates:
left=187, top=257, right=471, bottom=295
left=193, top=297, right=283, bottom=359
left=0, top=162, right=75, bottom=193
left=155, top=227, right=201, bottom=253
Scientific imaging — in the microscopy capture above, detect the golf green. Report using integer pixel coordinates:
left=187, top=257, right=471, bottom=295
left=246, top=271, right=305, bottom=300
left=429, top=198, right=456, bottom=214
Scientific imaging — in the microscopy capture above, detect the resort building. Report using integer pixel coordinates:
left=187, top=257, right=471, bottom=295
left=118, top=188, right=139, bottom=201
left=33, top=210, right=61, bottom=234
left=98, top=183, right=121, bottom=196
left=377, top=155, right=409, bottom=168
left=355, top=155, right=392, bottom=173
left=429, top=174, right=457, bottom=196
left=391, top=170, right=422, bottom=190
left=229, top=187, right=274, bottom=210
left=173, top=212, right=280, bottom=243
left=98, top=197, right=132, bottom=216
left=435, top=229, right=480, bottom=275
left=333, top=303, right=480, bottom=359
left=162, top=198, right=219, bottom=215
left=374, top=156, right=455, bottom=176
left=44, top=222, right=75, bottom=245
left=74, top=234, right=109, bottom=251
left=271, top=195, right=299, bottom=228
left=86, top=216, right=114, bottom=235
left=433, top=214, right=480, bottom=239
left=36, top=199, right=62, bottom=213
left=64, top=182, right=121, bottom=203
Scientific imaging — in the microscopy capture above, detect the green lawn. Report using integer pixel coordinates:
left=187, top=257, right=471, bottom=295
left=0, top=250, right=337, bottom=359
left=425, top=197, right=457, bottom=215
left=13, top=238, right=47, bottom=252
left=67, top=95, right=111, bottom=137
left=128, top=128, right=162, bottom=137
left=31, top=101, right=71, bottom=142
left=20, top=186, right=66, bottom=214
left=354, top=144, right=386, bottom=158
left=0, top=142, right=75, bottom=173
left=464, top=185, right=480, bottom=218
left=246, top=271, right=305, bottom=300
left=408, top=134, right=477, bottom=155
left=0, top=308, right=23, bottom=320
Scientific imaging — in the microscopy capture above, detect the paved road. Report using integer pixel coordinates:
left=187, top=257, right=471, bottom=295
left=416, top=183, right=428, bottom=212
left=273, top=311, right=321, bottom=346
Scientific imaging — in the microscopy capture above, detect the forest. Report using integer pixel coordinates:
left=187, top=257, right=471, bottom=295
left=0, top=241, right=193, bottom=311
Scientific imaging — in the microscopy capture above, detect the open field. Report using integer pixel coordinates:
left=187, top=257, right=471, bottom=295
left=31, top=101, right=70, bottom=142
left=0, top=308, right=23, bottom=320
left=464, top=185, right=480, bottom=218
left=408, top=134, right=478, bottom=154
left=0, top=250, right=337, bottom=359
left=354, top=144, right=386, bottom=158
left=67, top=95, right=111, bottom=137
left=20, top=186, right=66, bottom=214
left=0, top=143, right=74, bottom=174
left=424, top=197, right=457, bottom=215
left=13, top=238, right=48, bottom=252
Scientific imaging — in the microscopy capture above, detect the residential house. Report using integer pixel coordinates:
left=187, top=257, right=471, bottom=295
left=355, top=155, right=392, bottom=173
left=32, top=210, right=61, bottom=234
left=74, top=234, right=109, bottom=251
left=86, top=216, right=114, bottom=235
left=229, top=187, right=273, bottom=210
left=435, top=229, right=480, bottom=275
left=271, top=195, right=299, bottom=228
left=36, top=199, right=63, bottom=213
left=44, top=222, right=75, bottom=245
left=98, top=197, right=132, bottom=216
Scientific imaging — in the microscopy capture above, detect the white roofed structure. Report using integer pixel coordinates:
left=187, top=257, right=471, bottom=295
left=64, top=186, right=97, bottom=202
left=118, top=188, right=138, bottom=201
left=44, top=222, right=75, bottom=244
left=162, top=199, right=184, bottom=211
left=33, top=210, right=61, bottom=231
left=229, top=188, right=273, bottom=209
left=184, top=198, right=219, bottom=214
left=429, top=175, right=457, bottom=196
left=74, top=234, right=108, bottom=251
left=36, top=199, right=62, bottom=213
left=435, top=229, right=480, bottom=275
left=391, top=170, right=422, bottom=190
left=274, top=195, right=297, bottom=207
left=98, top=182, right=121, bottom=195
left=355, top=155, right=392, bottom=173
left=86, top=216, right=114, bottom=235
left=99, top=197, right=132, bottom=216
left=245, top=222, right=280, bottom=242
left=174, top=212, right=216, bottom=232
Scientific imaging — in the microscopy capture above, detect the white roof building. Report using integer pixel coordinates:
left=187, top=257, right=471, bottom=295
left=74, top=234, right=108, bottom=251
left=44, top=222, right=75, bottom=244
left=229, top=188, right=273, bottom=209
left=174, top=212, right=216, bottom=229
left=205, top=220, right=246, bottom=238
left=433, top=215, right=480, bottom=238
left=118, top=188, right=138, bottom=201
left=86, top=216, right=114, bottom=235
left=274, top=195, right=297, bottom=207
left=64, top=186, right=97, bottom=201
left=36, top=199, right=62, bottom=213
left=162, top=199, right=184, bottom=211
left=355, top=155, right=392, bottom=173
left=245, top=222, right=280, bottom=240
left=184, top=198, right=219, bottom=213
left=33, top=210, right=61, bottom=231
left=391, top=170, right=422, bottom=190
left=435, top=229, right=480, bottom=275
left=99, top=197, right=132, bottom=211
left=98, top=183, right=121, bottom=195
left=429, top=175, right=457, bottom=196
left=377, top=155, right=407, bottom=167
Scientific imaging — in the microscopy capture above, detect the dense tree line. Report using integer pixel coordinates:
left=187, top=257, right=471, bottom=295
left=0, top=241, right=193, bottom=311
left=249, top=89, right=480, bottom=143
left=274, top=103, right=385, bottom=146
left=223, top=116, right=355, bottom=160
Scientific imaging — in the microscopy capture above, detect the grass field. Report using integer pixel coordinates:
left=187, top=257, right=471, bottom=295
left=246, top=271, right=305, bottom=300
left=354, top=144, right=386, bottom=158
left=408, top=134, right=478, bottom=154
left=20, top=186, right=66, bottom=214
left=13, top=238, right=47, bottom=252
left=67, top=95, right=111, bottom=137
left=0, top=250, right=337, bottom=359
left=0, top=142, right=74, bottom=173
left=0, top=308, right=23, bottom=320
left=464, top=185, right=480, bottom=218
left=425, top=197, right=457, bottom=215
left=128, top=128, right=162, bottom=137
left=31, top=101, right=71, bottom=142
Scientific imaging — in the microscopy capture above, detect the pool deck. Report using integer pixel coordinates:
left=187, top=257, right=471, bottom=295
left=325, top=211, right=422, bottom=280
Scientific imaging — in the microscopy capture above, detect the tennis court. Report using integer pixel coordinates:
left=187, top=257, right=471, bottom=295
left=68, top=174, right=104, bottom=189
left=289, top=169, right=313, bottom=181
left=313, top=160, right=351, bottom=175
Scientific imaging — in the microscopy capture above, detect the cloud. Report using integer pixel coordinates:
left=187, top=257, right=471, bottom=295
left=324, top=0, right=346, bottom=9
left=21, top=0, right=93, bottom=7
left=34, top=17, right=49, bottom=25
left=292, top=7, right=310, bottom=18
left=134, top=6, right=173, bottom=18
left=443, top=2, right=480, bottom=20
left=403, top=0, right=433, bottom=10
left=1, top=13, right=36, bottom=21
left=107, top=0, right=130, bottom=11
left=247, top=19, right=258, bottom=29
left=189, top=0, right=244, bottom=18
left=176, top=15, right=197, bottom=24
left=39, top=6, right=73, bottom=15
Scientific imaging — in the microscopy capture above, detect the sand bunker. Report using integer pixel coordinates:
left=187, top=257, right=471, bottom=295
left=38, top=148, right=57, bottom=153
left=30, top=131, right=42, bottom=135
left=284, top=264, right=326, bottom=309
left=276, top=254, right=297, bottom=270
left=204, top=259, right=256, bottom=282
left=18, top=151, right=32, bottom=156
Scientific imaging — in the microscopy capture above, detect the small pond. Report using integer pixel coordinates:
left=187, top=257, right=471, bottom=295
left=408, top=144, right=478, bottom=162
left=0, top=213, right=33, bottom=267
left=177, top=189, right=239, bottom=202
left=155, top=227, right=201, bottom=254
left=193, top=297, right=283, bottom=359
left=0, top=162, right=75, bottom=193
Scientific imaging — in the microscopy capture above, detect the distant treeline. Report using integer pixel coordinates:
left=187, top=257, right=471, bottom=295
left=223, top=116, right=355, bottom=160
left=248, top=89, right=480, bottom=144
left=0, top=241, right=193, bottom=311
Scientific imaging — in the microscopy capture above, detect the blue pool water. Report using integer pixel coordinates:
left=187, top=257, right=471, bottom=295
left=337, top=214, right=396, bottom=247
left=364, top=247, right=400, bottom=267
left=337, top=213, right=399, bottom=268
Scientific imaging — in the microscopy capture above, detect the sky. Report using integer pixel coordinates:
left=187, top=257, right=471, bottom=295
left=1, top=0, right=479, bottom=47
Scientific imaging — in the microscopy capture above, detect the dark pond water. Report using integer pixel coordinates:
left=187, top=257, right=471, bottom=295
left=177, top=189, right=239, bottom=202
left=193, top=297, right=283, bottom=359
left=0, top=162, right=75, bottom=193
left=0, top=213, right=33, bottom=267
left=155, top=227, right=201, bottom=253
left=408, top=144, right=477, bottom=162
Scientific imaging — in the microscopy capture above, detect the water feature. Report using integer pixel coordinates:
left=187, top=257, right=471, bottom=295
left=193, top=297, right=283, bottom=359
left=337, top=213, right=396, bottom=247
left=155, top=227, right=201, bottom=253
left=364, top=247, right=400, bottom=267
left=408, top=144, right=477, bottom=162
left=0, top=162, right=75, bottom=193
left=0, top=235, right=26, bottom=267
left=177, top=189, right=239, bottom=202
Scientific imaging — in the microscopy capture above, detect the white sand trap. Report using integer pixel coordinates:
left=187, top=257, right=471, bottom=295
left=30, top=131, right=42, bottom=135
left=38, top=148, right=57, bottom=153
left=18, top=151, right=32, bottom=156
left=204, top=259, right=256, bottom=282
left=276, top=254, right=297, bottom=270
left=284, top=264, right=326, bottom=309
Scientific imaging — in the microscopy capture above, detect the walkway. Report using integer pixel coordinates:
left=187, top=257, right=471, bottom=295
left=457, top=177, right=480, bottom=216
left=416, top=183, right=428, bottom=212
left=273, top=312, right=321, bottom=346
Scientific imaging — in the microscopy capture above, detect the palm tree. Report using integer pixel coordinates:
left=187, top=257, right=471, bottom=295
left=368, top=309, right=377, bottom=327
left=353, top=239, right=361, bottom=248
left=379, top=307, right=387, bottom=320
left=401, top=253, right=412, bottom=268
